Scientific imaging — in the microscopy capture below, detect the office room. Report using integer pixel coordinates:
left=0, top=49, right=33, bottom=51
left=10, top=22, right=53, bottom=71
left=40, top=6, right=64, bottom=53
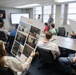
left=0, top=0, right=76, bottom=75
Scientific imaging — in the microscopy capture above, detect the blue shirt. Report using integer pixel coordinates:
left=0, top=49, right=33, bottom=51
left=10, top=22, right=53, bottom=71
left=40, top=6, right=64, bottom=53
left=48, top=17, right=54, bottom=25
left=10, top=30, right=17, bottom=36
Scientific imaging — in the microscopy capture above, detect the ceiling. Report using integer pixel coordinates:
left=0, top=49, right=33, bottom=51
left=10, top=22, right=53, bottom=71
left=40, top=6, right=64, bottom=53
left=0, top=0, right=76, bottom=8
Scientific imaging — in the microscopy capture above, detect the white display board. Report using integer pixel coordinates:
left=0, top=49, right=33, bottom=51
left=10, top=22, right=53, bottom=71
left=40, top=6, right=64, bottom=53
left=69, top=19, right=76, bottom=33
left=11, top=16, right=44, bottom=63
left=63, top=25, right=72, bottom=33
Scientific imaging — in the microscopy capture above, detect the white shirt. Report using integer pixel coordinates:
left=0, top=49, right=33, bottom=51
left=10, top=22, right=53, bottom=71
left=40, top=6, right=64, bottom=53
left=37, top=41, right=60, bottom=59
left=3, top=56, right=33, bottom=75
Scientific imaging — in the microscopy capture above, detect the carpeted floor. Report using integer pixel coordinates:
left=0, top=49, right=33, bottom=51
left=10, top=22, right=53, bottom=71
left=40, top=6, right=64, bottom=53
left=27, top=59, right=61, bottom=75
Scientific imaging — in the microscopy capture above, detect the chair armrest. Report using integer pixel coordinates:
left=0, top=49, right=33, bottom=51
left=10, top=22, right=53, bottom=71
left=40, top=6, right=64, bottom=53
left=65, top=32, right=69, bottom=37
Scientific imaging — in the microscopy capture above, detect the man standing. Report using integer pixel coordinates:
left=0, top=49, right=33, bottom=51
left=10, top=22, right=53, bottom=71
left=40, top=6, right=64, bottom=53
left=48, top=14, right=54, bottom=25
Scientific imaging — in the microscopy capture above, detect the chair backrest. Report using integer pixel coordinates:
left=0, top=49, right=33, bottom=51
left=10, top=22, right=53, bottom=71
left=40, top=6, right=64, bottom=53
left=37, top=46, right=54, bottom=63
left=0, top=31, right=8, bottom=41
left=71, top=35, right=76, bottom=39
left=8, top=35, right=15, bottom=46
left=0, top=67, right=14, bottom=75
left=57, top=27, right=65, bottom=36
left=55, top=29, right=57, bottom=35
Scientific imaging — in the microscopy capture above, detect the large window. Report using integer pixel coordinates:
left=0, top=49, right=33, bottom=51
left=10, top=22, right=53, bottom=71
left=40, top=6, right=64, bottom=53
left=33, top=5, right=56, bottom=23
left=43, top=5, right=52, bottom=22
left=67, top=3, right=76, bottom=24
left=33, top=6, right=42, bottom=20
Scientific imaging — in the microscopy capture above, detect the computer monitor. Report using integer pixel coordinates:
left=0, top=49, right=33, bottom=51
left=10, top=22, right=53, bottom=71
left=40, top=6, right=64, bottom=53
left=10, top=13, right=29, bottom=24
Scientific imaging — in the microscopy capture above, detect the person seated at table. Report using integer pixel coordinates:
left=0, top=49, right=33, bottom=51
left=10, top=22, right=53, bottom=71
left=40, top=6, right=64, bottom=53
left=10, top=24, right=18, bottom=36
left=49, top=23, right=56, bottom=35
left=70, top=31, right=76, bottom=39
left=0, top=40, right=35, bottom=75
left=58, top=53, right=76, bottom=74
left=37, top=32, right=60, bottom=59
left=43, top=23, right=49, bottom=33
left=0, top=18, right=9, bottom=35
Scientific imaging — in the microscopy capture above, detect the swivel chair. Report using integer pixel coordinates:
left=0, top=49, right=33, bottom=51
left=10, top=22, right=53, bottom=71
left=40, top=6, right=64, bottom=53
left=0, top=31, right=8, bottom=42
left=36, top=46, right=54, bottom=71
left=7, top=35, right=15, bottom=53
left=57, top=27, right=66, bottom=37
left=37, top=46, right=54, bottom=63
left=71, top=35, right=76, bottom=39
left=8, top=36, right=15, bottom=47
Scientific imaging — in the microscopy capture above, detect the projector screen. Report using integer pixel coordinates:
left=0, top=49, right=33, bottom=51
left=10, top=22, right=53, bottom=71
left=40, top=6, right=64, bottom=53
left=10, top=13, right=29, bottom=24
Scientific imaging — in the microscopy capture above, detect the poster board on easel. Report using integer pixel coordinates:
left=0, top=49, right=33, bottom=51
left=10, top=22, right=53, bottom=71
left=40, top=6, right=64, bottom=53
left=11, top=16, right=44, bottom=63
left=69, top=19, right=76, bottom=33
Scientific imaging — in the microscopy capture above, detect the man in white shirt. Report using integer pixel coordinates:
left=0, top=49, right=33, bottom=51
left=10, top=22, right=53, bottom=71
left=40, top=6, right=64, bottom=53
left=37, top=32, right=60, bottom=59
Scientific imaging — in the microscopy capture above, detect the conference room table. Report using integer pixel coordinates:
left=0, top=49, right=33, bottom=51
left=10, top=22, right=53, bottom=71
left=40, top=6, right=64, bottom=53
left=52, top=36, right=76, bottom=44
left=39, top=35, right=76, bottom=51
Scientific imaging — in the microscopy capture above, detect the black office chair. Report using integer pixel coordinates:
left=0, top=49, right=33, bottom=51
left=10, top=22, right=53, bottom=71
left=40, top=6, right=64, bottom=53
left=71, top=35, right=76, bottom=39
left=37, top=46, right=54, bottom=63
left=0, top=31, right=8, bottom=42
left=7, top=36, right=15, bottom=53
left=66, top=61, right=76, bottom=74
left=0, top=67, right=14, bottom=75
left=8, top=36, right=15, bottom=47
left=57, top=27, right=66, bottom=37
left=55, top=29, right=57, bottom=35
left=36, top=46, right=54, bottom=71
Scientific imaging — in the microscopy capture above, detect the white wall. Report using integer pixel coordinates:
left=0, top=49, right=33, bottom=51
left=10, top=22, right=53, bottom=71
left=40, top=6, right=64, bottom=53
left=0, top=8, right=22, bottom=31
left=27, top=8, right=33, bottom=19
left=55, top=5, right=62, bottom=28
left=22, top=8, right=33, bottom=19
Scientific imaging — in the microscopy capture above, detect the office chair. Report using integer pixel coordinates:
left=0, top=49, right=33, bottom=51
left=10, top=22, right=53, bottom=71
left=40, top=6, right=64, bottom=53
left=66, top=61, right=76, bottom=75
left=71, top=35, right=76, bottom=39
left=36, top=46, right=54, bottom=71
left=0, top=31, right=9, bottom=52
left=55, top=29, right=57, bottom=35
left=0, top=67, right=14, bottom=75
left=57, top=27, right=67, bottom=37
left=0, top=31, right=8, bottom=42
left=7, top=35, right=15, bottom=53
left=8, top=35, right=15, bottom=47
